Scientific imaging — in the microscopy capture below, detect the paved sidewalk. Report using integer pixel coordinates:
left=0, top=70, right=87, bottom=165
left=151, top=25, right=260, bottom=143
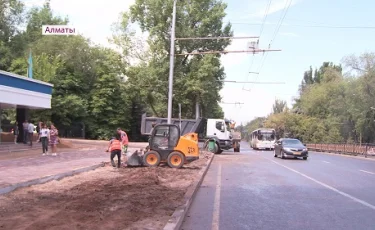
left=0, top=147, right=139, bottom=192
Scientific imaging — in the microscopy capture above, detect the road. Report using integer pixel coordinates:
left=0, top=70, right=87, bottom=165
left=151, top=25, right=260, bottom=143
left=181, top=141, right=375, bottom=230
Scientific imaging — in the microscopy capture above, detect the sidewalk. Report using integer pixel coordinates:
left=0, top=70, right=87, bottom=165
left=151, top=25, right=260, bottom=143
left=0, top=146, right=139, bottom=194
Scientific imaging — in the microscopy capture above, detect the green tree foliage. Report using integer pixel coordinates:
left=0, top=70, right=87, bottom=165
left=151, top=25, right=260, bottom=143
left=272, top=99, right=287, bottom=114
left=1, top=0, right=230, bottom=140
left=122, top=0, right=232, bottom=119
left=245, top=55, right=375, bottom=144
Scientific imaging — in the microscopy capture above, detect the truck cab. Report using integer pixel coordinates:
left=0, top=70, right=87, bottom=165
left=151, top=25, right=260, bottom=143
left=206, top=119, right=233, bottom=151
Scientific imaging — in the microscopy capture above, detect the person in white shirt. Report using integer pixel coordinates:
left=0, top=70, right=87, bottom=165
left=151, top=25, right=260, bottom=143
left=27, top=120, right=34, bottom=146
left=40, top=123, right=50, bottom=156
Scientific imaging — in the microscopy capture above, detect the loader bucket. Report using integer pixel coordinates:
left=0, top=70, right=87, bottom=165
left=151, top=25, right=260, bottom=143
left=126, top=150, right=144, bottom=167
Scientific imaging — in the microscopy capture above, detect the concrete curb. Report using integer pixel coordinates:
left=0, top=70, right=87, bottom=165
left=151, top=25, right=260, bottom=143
left=311, top=150, right=375, bottom=161
left=0, top=162, right=105, bottom=195
left=163, top=153, right=215, bottom=230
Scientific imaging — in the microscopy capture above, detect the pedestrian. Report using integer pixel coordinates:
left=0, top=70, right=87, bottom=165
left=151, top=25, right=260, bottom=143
left=49, top=123, right=59, bottom=156
left=36, top=121, right=42, bottom=143
left=27, top=120, right=34, bottom=146
left=40, top=123, right=50, bottom=156
left=22, top=120, right=28, bottom=144
left=106, top=133, right=122, bottom=168
left=13, top=122, right=19, bottom=144
left=117, top=128, right=129, bottom=155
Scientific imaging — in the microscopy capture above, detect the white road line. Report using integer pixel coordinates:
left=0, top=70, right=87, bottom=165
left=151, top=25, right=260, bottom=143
left=322, top=161, right=330, bottom=164
left=264, top=157, right=375, bottom=211
left=211, top=164, right=222, bottom=230
left=360, top=170, right=375, bottom=175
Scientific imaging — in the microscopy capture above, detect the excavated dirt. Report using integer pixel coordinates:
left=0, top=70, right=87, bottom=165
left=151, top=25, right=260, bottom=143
left=0, top=151, right=213, bottom=230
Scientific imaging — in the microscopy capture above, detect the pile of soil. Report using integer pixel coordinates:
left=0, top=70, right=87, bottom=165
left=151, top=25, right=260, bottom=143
left=0, top=151, right=213, bottom=230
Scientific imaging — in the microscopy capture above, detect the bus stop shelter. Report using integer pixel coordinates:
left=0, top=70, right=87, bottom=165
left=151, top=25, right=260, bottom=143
left=0, top=70, right=53, bottom=143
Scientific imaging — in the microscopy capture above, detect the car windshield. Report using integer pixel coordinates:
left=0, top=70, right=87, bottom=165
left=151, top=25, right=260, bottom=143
left=283, top=139, right=302, bottom=145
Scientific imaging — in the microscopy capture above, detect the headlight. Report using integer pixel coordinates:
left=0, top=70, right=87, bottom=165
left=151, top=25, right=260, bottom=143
left=283, top=148, right=291, bottom=151
left=303, top=148, right=307, bottom=151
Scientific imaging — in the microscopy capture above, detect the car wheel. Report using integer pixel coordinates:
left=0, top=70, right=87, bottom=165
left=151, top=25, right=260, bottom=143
left=303, top=157, right=307, bottom=160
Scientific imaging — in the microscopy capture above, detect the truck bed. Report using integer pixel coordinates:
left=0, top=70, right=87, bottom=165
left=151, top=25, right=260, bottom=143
left=140, top=113, right=207, bottom=139
left=231, top=131, right=242, bottom=141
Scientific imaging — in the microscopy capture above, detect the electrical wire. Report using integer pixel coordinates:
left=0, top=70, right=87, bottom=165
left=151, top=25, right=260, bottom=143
left=259, top=0, right=273, bottom=38
left=243, top=0, right=272, bottom=91
left=248, top=0, right=293, bottom=92
left=227, top=22, right=375, bottom=29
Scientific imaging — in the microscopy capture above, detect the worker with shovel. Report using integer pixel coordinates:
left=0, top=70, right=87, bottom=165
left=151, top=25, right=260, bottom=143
left=106, top=133, right=122, bottom=168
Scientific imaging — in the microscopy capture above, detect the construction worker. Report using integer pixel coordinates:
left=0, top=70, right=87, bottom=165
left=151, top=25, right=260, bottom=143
left=117, top=128, right=129, bottom=155
left=106, top=133, right=122, bottom=168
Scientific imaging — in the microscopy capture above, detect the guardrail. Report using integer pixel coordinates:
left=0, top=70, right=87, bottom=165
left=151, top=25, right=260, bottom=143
left=306, top=143, right=375, bottom=157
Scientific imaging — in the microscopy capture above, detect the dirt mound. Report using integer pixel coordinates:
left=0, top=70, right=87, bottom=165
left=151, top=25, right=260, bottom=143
left=0, top=151, right=213, bottom=230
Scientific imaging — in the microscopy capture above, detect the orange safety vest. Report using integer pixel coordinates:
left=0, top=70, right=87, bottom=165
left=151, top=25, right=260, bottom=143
left=110, top=139, right=122, bottom=151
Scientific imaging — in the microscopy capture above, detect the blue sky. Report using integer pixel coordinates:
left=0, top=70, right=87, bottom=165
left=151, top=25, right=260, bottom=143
left=22, top=0, right=375, bottom=124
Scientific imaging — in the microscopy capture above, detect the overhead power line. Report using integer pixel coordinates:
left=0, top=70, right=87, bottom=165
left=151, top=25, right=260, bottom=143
left=248, top=0, right=293, bottom=91
left=220, top=102, right=245, bottom=105
left=175, top=36, right=259, bottom=40
left=220, top=80, right=285, bottom=84
left=259, top=0, right=273, bottom=37
left=175, top=49, right=281, bottom=55
left=226, top=22, right=375, bottom=29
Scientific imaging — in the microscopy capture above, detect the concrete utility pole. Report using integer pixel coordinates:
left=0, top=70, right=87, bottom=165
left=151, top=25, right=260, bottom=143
left=167, top=0, right=178, bottom=124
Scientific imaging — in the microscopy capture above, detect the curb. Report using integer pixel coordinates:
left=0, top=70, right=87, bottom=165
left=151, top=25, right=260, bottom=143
left=311, top=150, right=375, bottom=161
left=163, top=153, right=215, bottom=230
left=0, top=162, right=105, bottom=195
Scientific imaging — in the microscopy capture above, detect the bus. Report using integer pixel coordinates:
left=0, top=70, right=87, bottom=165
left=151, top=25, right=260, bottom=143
left=250, top=128, right=276, bottom=150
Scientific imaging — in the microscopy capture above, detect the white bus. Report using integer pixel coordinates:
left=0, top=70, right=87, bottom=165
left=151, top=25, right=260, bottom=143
left=250, top=128, right=276, bottom=150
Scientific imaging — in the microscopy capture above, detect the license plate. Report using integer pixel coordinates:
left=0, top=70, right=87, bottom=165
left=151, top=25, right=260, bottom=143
left=294, top=152, right=301, bottom=155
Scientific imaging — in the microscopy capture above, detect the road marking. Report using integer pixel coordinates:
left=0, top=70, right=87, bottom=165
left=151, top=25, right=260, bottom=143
left=265, top=157, right=375, bottom=211
left=211, top=164, right=222, bottom=230
left=360, top=170, right=375, bottom=175
left=322, top=161, right=330, bottom=164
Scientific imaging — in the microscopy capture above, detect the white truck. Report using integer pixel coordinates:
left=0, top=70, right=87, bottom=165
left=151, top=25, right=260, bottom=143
left=140, top=113, right=240, bottom=154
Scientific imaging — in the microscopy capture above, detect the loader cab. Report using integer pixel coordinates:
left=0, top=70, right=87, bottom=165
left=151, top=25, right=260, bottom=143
left=150, top=124, right=180, bottom=152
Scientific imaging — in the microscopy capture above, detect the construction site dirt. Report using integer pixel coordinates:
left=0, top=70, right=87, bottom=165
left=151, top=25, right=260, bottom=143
left=0, top=151, right=213, bottom=230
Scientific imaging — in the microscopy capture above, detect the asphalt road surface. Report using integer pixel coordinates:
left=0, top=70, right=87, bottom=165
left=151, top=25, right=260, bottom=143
left=181, top=141, right=375, bottom=230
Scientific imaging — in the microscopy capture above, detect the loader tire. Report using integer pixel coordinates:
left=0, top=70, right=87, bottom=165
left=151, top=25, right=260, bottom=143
left=167, top=151, right=185, bottom=169
left=143, top=150, right=161, bottom=167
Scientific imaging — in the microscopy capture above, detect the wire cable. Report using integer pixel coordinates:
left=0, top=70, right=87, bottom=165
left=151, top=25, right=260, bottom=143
left=248, top=0, right=293, bottom=91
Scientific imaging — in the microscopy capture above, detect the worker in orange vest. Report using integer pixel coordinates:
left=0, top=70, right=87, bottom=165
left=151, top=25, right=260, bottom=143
left=106, top=133, right=122, bottom=168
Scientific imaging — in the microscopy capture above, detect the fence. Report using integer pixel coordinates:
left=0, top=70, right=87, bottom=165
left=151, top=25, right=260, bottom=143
left=306, top=143, right=375, bottom=157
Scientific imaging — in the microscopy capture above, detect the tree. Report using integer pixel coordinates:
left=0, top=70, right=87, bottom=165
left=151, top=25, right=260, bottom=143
left=0, top=0, right=25, bottom=70
left=121, top=0, right=233, bottom=119
left=272, top=99, right=287, bottom=114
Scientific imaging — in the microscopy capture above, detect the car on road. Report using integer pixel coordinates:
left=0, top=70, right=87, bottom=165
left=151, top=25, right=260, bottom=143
left=274, top=138, right=308, bottom=160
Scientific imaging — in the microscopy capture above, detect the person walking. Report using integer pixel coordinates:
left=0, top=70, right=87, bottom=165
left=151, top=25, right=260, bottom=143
left=40, top=123, right=50, bottom=156
left=13, top=122, right=19, bottom=144
left=49, top=123, right=59, bottom=156
left=106, top=133, right=122, bottom=168
left=22, top=120, right=28, bottom=144
left=27, top=120, right=34, bottom=146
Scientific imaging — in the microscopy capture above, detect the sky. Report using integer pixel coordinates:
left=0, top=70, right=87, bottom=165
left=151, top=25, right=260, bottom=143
left=22, top=0, right=375, bottom=125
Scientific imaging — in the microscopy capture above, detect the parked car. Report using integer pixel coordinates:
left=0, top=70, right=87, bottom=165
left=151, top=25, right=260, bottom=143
left=274, top=138, right=308, bottom=160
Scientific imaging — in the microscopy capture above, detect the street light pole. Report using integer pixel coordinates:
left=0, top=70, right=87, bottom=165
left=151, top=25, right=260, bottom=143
left=167, top=0, right=178, bottom=124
